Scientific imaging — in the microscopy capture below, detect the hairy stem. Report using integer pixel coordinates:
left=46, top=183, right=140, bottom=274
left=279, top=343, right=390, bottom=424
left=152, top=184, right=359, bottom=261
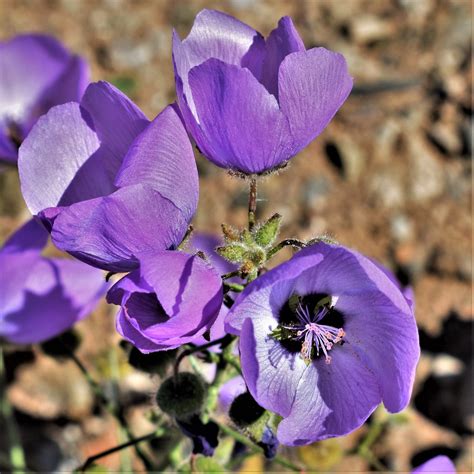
left=266, top=238, right=307, bottom=260
left=216, top=421, right=302, bottom=472
left=248, top=176, right=257, bottom=231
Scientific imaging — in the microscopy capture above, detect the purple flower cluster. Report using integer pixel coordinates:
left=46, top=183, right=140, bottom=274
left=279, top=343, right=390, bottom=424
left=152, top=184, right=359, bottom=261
left=2, top=8, right=421, bottom=455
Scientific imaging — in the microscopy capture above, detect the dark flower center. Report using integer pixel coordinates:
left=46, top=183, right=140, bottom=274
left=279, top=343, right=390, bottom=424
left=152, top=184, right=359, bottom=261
left=273, top=293, right=345, bottom=364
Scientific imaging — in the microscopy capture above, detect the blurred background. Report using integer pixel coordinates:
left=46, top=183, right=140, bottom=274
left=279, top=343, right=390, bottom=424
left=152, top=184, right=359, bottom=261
left=0, top=0, right=472, bottom=472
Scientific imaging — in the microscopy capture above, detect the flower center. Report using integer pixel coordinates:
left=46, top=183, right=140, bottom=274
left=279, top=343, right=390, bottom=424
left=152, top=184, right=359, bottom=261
left=272, top=294, right=345, bottom=364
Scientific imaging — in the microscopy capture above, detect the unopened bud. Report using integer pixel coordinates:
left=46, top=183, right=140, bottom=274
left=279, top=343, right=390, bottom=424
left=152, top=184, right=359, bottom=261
left=156, top=372, right=206, bottom=420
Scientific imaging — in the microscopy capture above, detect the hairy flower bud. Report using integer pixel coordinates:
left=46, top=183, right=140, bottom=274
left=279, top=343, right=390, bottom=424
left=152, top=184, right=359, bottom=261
left=156, top=372, right=206, bottom=420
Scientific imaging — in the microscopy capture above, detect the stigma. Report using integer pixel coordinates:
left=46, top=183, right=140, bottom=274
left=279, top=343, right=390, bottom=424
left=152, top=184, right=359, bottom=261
left=273, top=295, right=345, bottom=364
left=295, top=304, right=345, bottom=364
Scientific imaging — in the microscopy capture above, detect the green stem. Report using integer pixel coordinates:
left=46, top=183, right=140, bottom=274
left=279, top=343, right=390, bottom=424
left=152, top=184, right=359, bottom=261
left=203, top=343, right=235, bottom=423
left=221, top=270, right=241, bottom=281
left=216, top=421, right=302, bottom=472
left=248, top=176, right=257, bottom=231
left=174, top=335, right=235, bottom=377
left=76, top=428, right=164, bottom=472
left=0, top=345, right=27, bottom=473
left=266, top=239, right=307, bottom=260
left=223, top=281, right=245, bottom=293
left=357, top=417, right=388, bottom=472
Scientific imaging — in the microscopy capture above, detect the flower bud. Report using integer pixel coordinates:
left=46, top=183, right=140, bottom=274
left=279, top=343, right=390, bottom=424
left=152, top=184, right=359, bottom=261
left=156, top=372, right=206, bottom=420
left=229, top=391, right=265, bottom=428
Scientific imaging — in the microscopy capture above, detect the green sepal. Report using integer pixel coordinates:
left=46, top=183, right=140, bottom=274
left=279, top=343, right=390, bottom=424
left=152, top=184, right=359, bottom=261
left=254, top=213, right=282, bottom=248
left=221, top=223, right=240, bottom=242
left=216, top=244, right=248, bottom=263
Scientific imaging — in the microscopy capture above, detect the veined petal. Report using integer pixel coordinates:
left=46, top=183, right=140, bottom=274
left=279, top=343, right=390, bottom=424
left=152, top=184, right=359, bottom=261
left=19, top=82, right=149, bottom=216
left=240, top=318, right=308, bottom=419
left=278, top=47, right=353, bottom=150
left=188, top=59, right=293, bottom=174
left=337, top=291, right=419, bottom=413
left=137, top=250, right=223, bottom=337
left=19, top=103, right=102, bottom=214
left=80, top=81, right=149, bottom=174
left=50, top=184, right=189, bottom=272
left=277, top=347, right=381, bottom=445
left=173, top=9, right=265, bottom=116
left=116, top=104, right=198, bottom=222
left=260, top=17, right=305, bottom=98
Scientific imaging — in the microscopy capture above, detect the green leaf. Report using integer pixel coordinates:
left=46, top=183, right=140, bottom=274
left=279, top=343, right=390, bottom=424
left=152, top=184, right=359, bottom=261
left=254, top=214, right=282, bottom=247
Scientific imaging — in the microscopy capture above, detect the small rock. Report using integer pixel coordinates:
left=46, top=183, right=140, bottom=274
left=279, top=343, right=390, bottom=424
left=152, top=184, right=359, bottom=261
left=350, top=15, right=395, bottom=44
left=408, top=136, right=445, bottom=202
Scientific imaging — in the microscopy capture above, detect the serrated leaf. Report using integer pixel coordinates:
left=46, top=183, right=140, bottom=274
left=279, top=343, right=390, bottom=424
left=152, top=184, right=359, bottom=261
left=216, top=244, right=248, bottom=263
left=254, top=214, right=282, bottom=247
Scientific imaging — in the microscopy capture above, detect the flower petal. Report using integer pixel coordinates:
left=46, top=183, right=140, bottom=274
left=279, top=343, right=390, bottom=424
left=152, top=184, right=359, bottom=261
left=50, top=184, right=189, bottom=271
left=278, top=47, right=353, bottom=150
left=0, top=34, right=70, bottom=128
left=80, top=81, right=149, bottom=174
left=1, top=257, right=106, bottom=344
left=2, top=218, right=48, bottom=254
left=240, top=318, right=308, bottom=419
left=19, top=82, right=149, bottom=216
left=37, top=55, right=89, bottom=118
left=19, top=103, right=102, bottom=214
left=0, top=129, right=19, bottom=163
left=188, top=59, right=293, bottom=173
left=337, top=291, right=419, bottom=413
left=173, top=9, right=265, bottom=116
left=412, top=456, right=456, bottom=473
left=276, top=347, right=381, bottom=445
left=137, top=250, right=223, bottom=338
left=260, top=17, right=305, bottom=98
left=115, top=104, right=198, bottom=222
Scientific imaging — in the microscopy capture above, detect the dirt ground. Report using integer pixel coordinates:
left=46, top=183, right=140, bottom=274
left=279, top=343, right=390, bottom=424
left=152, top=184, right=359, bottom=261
left=0, top=0, right=472, bottom=472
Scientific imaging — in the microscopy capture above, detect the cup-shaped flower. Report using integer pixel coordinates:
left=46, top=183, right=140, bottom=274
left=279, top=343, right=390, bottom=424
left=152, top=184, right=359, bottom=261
left=0, top=220, right=107, bottom=344
left=18, top=81, right=198, bottom=272
left=107, top=250, right=223, bottom=353
left=188, top=233, right=240, bottom=343
left=1, top=34, right=89, bottom=164
left=226, top=242, right=419, bottom=445
left=173, top=10, right=353, bottom=175
left=412, top=456, right=456, bottom=473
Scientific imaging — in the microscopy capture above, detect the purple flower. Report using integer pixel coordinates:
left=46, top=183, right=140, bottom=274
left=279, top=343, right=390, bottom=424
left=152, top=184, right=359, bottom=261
left=0, top=219, right=107, bottom=344
left=226, top=242, right=419, bottom=445
left=18, top=81, right=198, bottom=272
left=107, top=250, right=223, bottom=353
left=412, top=456, right=456, bottom=473
left=173, top=10, right=353, bottom=175
left=1, top=34, right=88, bottom=164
